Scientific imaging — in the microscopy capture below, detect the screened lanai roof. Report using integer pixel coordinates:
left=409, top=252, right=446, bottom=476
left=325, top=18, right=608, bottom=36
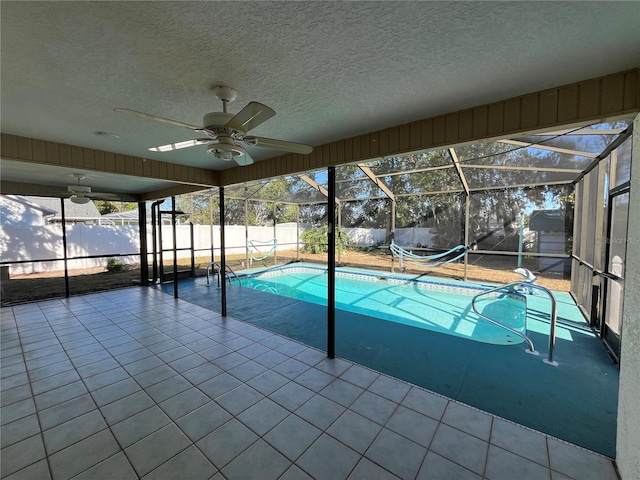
left=220, top=119, right=631, bottom=204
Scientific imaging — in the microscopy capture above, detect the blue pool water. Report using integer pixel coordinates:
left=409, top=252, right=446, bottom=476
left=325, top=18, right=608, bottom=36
left=234, top=264, right=566, bottom=346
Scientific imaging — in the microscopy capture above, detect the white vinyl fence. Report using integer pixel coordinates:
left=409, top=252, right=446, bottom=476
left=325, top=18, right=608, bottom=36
left=344, top=228, right=386, bottom=246
left=342, top=228, right=436, bottom=247
left=0, top=225, right=141, bottom=275
left=393, top=228, right=435, bottom=247
left=1, top=224, right=437, bottom=275
left=0, top=224, right=302, bottom=275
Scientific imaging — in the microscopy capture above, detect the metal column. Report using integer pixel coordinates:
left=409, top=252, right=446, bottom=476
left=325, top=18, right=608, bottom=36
left=171, top=197, right=178, bottom=299
left=60, top=198, right=70, bottom=298
left=337, top=203, right=342, bottom=265
left=138, top=202, right=149, bottom=286
left=464, top=194, right=470, bottom=281
left=190, top=222, right=195, bottom=277
left=219, top=187, right=227, bottom=317
left=517, top=212, right=525, bottom=269
left=391, top=198, right=396, bottom=244
left=390, top=199, right=396, bottom=272
left=210, top=195, right=215, bottom=263
left=273, top=202, right=278, bottom=266
left=150, top=200, right=163, bottom=284
left=327, top=167, right=336, bottom=359
left=158, top=203, right=165, bottom=283
left=296, top=205, right=300, bottom=261
left=449, top=148, right=470, bottom=281
left=245, top=199, right=250, bottom=269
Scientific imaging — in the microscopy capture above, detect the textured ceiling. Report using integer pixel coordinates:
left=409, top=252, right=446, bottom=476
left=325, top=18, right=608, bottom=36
left=1, top=1, right=639, bottom=194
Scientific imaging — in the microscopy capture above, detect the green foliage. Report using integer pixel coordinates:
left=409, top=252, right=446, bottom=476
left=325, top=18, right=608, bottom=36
left=106, top=258, right=125, bottom=273
left=175, top=183, right=298, bottom=226
left=564, top=235, right=574, bottom=255
left=175, top=195, right=218, bottom=225
left=559, top=186, right=575, bottom=254
left=341, top=199, right=390, bottom=229
left=301, top=227, right=326, bottom=254
left=301, top=226, right=350, bottom=254
left=559, top=191, right=575, bottom=207
left=95, top=201, right=137, bottom=215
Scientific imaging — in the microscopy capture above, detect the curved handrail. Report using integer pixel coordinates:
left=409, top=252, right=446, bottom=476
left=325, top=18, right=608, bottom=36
left=471, top=289, right=536, bottom=354
left=207, top=262, right=241, bottom=287
left=471, top=281, right=558, bottom=365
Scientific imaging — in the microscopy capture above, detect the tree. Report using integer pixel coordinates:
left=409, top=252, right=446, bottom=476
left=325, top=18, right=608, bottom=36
left=559, top=188, right=575, bottom=254
left=337, top=146, right=572, bottom=249
left=173, top=179, right=300, bottom=227
left=94, top=201, right=137, bottom=215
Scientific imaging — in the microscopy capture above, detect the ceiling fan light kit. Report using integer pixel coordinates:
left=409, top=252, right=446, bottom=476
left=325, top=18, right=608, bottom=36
left=70, top=195, right=92, bottom=205
left=116, top=86, right=313, bottom=167
left=207, top=140, right=245, bottom=161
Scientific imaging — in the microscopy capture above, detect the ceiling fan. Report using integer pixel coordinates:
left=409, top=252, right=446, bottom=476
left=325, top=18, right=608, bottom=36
left=115, top=86, right=313, bottom=166
left=67, top=174, right=119, bottom=204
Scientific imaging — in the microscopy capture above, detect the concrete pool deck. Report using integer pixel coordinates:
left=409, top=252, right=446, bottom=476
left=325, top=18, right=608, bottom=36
left=1, top=287, right=619, bottom=479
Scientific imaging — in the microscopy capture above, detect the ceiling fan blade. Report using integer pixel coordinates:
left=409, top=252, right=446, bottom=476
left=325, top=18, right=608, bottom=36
left=90, top=193, right=122, bottom=200
left=114, top=108, right=201, bottom=131
left=249, top=136, right=313, bottom=155
left=35, top=186, right=71, bottom=197
left=149, top=138, right=210, bottom=152
left=234, top=150, right=254, bottom=166
left=225, top=102, right=275, bottom=133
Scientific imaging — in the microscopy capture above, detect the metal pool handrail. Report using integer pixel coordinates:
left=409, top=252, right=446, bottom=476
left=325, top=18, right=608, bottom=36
left=471, top=281, right=558, bottom=366
left=207, top=262, right=241, bottom=287
left=471, top=287, right=537, bottom=355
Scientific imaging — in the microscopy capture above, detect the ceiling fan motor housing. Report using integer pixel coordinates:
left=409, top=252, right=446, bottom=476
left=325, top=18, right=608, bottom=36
left=203, top=112, right=234, bottom=130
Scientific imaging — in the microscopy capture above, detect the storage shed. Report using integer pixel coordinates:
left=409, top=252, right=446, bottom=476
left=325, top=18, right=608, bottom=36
left=529, top=209, right=570, bottom=275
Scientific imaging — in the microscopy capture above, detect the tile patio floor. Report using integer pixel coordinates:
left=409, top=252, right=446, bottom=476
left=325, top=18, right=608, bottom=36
left=0, top=287, right=619, bottom=480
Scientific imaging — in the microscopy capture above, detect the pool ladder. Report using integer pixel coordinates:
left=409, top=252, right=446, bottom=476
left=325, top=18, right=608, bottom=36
left=471, top=281, right=558, bottom=366
left=207, top=262, right=240, bottom=288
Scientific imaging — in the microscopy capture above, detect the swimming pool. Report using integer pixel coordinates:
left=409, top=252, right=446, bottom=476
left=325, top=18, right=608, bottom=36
left=167, top=264, right=617, bottom=455
left=234, top=264, right=536, bottom=345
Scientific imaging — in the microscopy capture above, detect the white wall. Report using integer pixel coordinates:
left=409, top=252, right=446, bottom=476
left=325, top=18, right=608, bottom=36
left=0, top=197, right=48, bottom=226
left=617, top=114, right=640, bottom=480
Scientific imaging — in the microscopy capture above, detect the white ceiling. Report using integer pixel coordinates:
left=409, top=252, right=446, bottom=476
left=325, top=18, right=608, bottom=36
left=1, top=1, right=639, bottom=196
